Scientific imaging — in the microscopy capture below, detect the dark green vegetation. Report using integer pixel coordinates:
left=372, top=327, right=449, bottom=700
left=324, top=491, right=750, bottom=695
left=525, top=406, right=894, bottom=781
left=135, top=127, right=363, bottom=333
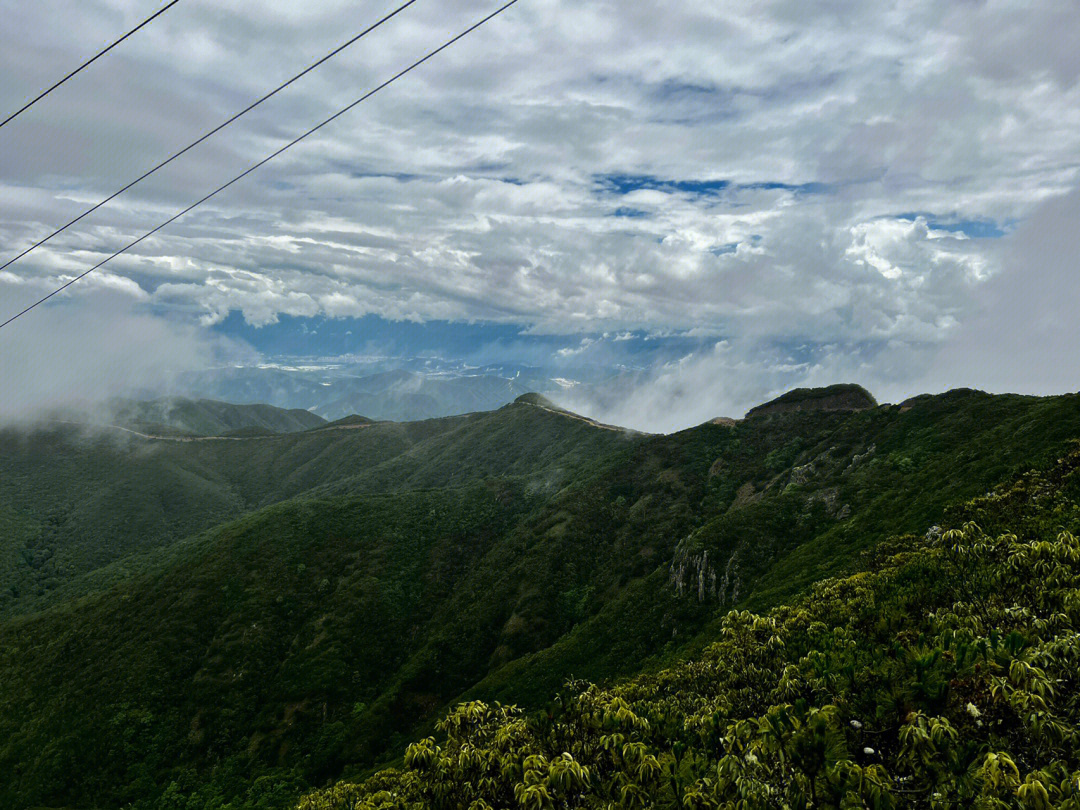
left=745, top=383, right=878, bottom=418
left=302, top=444, right=1080, bottom=810
left=0, top=399, right=624, bottom=618
left=1, top=389, right=1079, bottom=809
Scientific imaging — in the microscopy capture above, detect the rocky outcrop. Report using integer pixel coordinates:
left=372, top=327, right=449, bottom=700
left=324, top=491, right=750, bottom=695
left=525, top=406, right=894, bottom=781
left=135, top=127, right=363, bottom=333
left=708, top=417, right=738, bottom=427
left=844, top=444, right=876, bottom=473
left=746, top=384, right=877, bottom=419
left=670, top=543, right=742, bottom=605
left=670, top=543, right=718, bottom=602
left=717, top=551, right=741, bottom=605
left=805, top=486, right=852, bottom=520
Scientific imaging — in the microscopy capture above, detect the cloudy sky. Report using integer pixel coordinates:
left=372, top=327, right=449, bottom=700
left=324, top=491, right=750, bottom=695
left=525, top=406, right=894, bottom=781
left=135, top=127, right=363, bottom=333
left=1, top=0, right=1079, bottom=429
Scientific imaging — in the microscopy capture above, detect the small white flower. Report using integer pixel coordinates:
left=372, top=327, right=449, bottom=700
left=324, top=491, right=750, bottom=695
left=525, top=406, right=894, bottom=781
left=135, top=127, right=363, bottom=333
left=745, top=752, right=759, bottom=765
left=966, top=702, right=981, bottom=718
left=863, top=747, right=875, bottom=756
left=850, top=719, right=863, bottom=730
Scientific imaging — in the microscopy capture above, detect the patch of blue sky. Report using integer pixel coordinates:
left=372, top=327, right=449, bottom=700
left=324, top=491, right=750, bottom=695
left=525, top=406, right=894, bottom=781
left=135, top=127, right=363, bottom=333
left=709, top=243, right=740, bottom=256
left=739, top=181, right=831, bottom=195
left=597, top=174, right=731, bottom=197
left=597, top=174, right=830, bottom=200
left=894, top=212, right=1009, bottom=239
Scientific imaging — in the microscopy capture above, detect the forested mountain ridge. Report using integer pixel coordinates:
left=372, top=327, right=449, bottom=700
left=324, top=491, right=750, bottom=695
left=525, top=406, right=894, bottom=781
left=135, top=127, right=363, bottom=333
left=302, top=442, right=1080, bottom=810
left=744, top=382, right=877, bottom=417
left=0, top=396, right=636, bottom=618
left=1, top=388, right=1079, bottom=809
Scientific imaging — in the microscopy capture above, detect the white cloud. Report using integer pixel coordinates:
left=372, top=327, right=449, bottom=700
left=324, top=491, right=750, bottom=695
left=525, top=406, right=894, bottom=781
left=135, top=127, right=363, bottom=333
left=925, top=186, right=1080, bottom=395
left=845, top=217, right=988, bottom=284
left=0, top=283, right=250, bottom=422
left=555, top=184, right=1080, bottom=432
left=0, top=0, right=1077, bottom=417
left=552, top=335, right=926, bottom=433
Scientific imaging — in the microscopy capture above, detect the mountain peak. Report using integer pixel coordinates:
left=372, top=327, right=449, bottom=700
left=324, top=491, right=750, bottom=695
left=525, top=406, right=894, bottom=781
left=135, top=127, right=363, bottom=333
left=746, top=383, right=877, bottom=418
left=513, top=392, right=561, bottom=409
left=512, top=392, right=642, bottom=434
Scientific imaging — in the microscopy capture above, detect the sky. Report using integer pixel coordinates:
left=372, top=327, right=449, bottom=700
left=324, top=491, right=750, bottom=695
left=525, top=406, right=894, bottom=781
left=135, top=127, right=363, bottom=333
left=1, top=0, right=1079, bottom=430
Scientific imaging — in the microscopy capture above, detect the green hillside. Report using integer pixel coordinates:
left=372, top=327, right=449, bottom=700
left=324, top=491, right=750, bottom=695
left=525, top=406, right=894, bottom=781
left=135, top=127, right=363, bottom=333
left=0, top=397, right=635, bottom=618
left=0, top=485, right=533, bottom=810
left=302, top=443, right=1080, bottom=810
left=1, top=389, right=1079, bottom=809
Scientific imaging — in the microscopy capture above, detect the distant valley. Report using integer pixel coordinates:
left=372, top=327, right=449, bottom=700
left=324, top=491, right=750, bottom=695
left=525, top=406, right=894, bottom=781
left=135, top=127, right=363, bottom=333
left=165, top=361, right=598, bottom=423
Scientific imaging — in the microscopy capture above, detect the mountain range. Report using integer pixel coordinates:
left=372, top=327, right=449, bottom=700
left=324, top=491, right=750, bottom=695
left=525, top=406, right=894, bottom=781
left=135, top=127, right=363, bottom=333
left=2, top=384, right=1079, bottom=809
left=166, top=362, right=590, bottom=422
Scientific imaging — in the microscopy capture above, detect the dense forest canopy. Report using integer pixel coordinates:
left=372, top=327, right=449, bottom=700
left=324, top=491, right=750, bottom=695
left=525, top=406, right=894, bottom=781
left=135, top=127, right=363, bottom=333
left=1, top=388, right=1079, bottom=809
left=301, top=444, right=1080, bottom=809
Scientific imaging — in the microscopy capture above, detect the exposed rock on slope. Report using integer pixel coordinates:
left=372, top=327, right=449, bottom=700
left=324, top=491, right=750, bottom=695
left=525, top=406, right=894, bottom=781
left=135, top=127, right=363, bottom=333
left=708, top=416, right=738, bottom=426
left=746, top=383, right=877, bottom=418
left=669, top=543, right=718, bottom=602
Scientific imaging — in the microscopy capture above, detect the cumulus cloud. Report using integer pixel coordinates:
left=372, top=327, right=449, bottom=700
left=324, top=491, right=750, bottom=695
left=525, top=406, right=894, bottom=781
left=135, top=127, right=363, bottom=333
left=924, top=186, right=1080, bottom=395
left=0, top=0, right=1077, bottom=427
left=556, top=186, right=1080, bottom=433
left=552, top=336, right=929, bottom=433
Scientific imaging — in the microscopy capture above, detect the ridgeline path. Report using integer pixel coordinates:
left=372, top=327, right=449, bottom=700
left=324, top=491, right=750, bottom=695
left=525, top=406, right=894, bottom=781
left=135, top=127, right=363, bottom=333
left=46, top=420, right=372, bottom=442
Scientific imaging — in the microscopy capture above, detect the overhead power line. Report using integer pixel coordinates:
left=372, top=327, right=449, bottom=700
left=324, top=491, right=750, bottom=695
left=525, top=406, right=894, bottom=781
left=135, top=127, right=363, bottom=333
left=0, top=0, right=421, bottom=275
left=0, top=0, right=521, bottom=331
left=1, top=0, right=184, bottom=130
